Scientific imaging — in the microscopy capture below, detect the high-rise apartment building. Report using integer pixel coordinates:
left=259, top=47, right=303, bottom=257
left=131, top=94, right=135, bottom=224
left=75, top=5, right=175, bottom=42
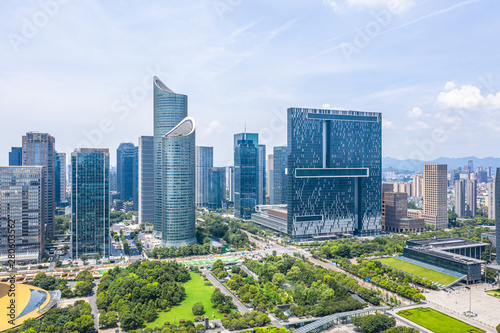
left=207, top=167, right=226, bottom=210
left=412, top=174, right=423, bottom=197
left=22, top=132, right=56, bottom=240
left=71, top=148, right=110, bottom=259
left=273, top=146, right=288, bottom=205
left=139, top=136, right=154, bottom=225
left=454, top=179, right=466, bottom=218
left=423, top=164, right=448, bottom=229
left=487, top=181, right=496, bottom=219
left=258, top=145, right=266, bottom=205
left=117, top=142, right=138, bottom=210
left=195, top=146, right=213, bottom=207
left=8, top=147, right=22, bottom=166
left=0, top=166, right=44, bottom=263
left=234, top=133, right=259, bottom=219
left=466, top=179, right=477, bottom=217
left=287, top=108, right=382, bottom=239
left=153, top=77, right=196, bottom=246
left=55, top=152, right=67, bottom=205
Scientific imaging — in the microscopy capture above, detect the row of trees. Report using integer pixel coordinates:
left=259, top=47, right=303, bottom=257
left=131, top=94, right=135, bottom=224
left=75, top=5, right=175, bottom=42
left=27, top=270, right=94, bottom=298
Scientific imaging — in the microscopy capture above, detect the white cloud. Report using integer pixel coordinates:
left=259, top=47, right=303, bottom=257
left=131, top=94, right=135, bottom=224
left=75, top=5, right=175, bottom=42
left=324, top=0, right=340, bottom=11
left=347, top=0, right=415, bottom=13
left=382, top=119, right=395, bottom=129
left=407, top=107, right=423, bottom=118
left=202, top=120, right=223, bottom=135
left=437, top=84, right=485, bottom=109
left=444, top=81, right=456, bottom=90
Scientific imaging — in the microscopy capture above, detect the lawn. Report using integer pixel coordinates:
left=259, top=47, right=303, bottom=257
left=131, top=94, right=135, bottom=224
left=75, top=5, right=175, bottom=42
left=485, top=288, right=500, bottom=299
left=397, top=307, right=484, bottom=333
left=376, top=257, right=457, bottom=285
left=146, top=271, right=226, bottom=328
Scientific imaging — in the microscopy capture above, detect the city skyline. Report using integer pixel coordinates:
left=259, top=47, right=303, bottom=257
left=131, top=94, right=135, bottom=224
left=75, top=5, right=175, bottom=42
left=2, top=1, right=500, bottom=167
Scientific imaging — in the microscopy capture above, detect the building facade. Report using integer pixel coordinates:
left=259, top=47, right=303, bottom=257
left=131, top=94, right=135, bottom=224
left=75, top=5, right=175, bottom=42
left=8, top=147, right=22, bottom=166
left=258, top=145, right=266, bottom=205
left=381, top=187, right=424, bottom=233
left=234, top=133, right=259, bottom=219
left=466, top=179, right=477, bottom=217
left=412, top=174, right=423, bottom=197
left=273, top=146, right=288, bottom=205
left=487, top=181, right=495, bottom=220
left=22, top=132, right=56, bottom=240
left=71, top=148, right=110, bottom=259
left=55, top=152, right=67, bottom=205
left=153, top=76, right=196, bottom=246
left=287, top=108, right=382, bottom=239
left=207, top=167, right=226, bottom=210
left=139, top=136, right=154, bottom=225
left=195, top=146, right=213, bottom=207
left=227, top=166, right=235, bottom=202
left=423, top=164, right=448, bottom=229
left=454, top=179, right=466, bottom=218
left=0, top=166, right=44, bottom=263
left=117, top=142, right=138, bottom=210
left=267, top=154, right=274, bottom=202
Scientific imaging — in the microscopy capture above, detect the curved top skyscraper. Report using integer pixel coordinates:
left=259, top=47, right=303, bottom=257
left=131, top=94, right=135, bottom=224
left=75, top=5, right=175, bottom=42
left=153, top=77, right=197, bottom=246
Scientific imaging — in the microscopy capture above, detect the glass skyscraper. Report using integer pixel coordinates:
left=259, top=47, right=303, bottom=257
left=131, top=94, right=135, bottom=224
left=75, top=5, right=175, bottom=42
left=8, top=147, right=22, bottom=166
left=153, top=77, right=196, bottom=246
left=139, top=136, right=154, bottom=225
left=207, top=167, right=226, bottom=210
left=71, top=148, right=110, bottom=259
left=287, top=108, right=382, bottom=239
left=117, top=142, right=138, bottom=210
left=0, top=166, right=44, bottom=264
left=258, top=145, right=266, bottom=205
left=22, top=132, right=56, bottom=240
left=196, top=146, right=213, bottom=207
left=273, top=146, right=288, bottom=205
left=234, top=133, right=259, bottom=219
left=55, top=152, right=67, bottom=205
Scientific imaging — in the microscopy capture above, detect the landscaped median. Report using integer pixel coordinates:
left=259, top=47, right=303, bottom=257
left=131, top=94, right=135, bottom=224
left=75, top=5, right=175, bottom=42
left=397, top=307, right=485, bottom=333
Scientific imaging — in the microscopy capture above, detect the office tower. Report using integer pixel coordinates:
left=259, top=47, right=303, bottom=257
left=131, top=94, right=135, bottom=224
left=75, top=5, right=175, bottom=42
left=139, top=136, right=154, bottom=225
left=55, top=152, right=67, bottom=205
left=454, top=179, right=466, bottom=217
left=487, top=166, right=492, bottom=178
left=71, top=148, right=110, bottom=259
left=468, top=160, right=474, bottom=175
left=117, top=142, right=138, bottom=210
left=258, top=145, right=266, bottom=205
left=153, top=77, right=196, bottom=246
left=287, top=108, right=382, bottom=239
left=8, top=147, right=22, bottom=166
left=477, top=170, right=488, bottom=183
left=487, top=181, right=496, bottom=219
left=227, top=166, right=235, bottom=202
left=67, top=164, right=72, bottom=186
left=267, top=154, right=274, bottom=203
left=412, top=174, right=423, bottom=197
left=381, top=185, right=424, bottom=233
left=466, top=179, right=477, bottom=217
left=234, top=132, right=259, bottom=219
left=273, top=146, right=288, bottom=205
left=0, top=166, right=44, bottom=263
left=423, top=164, right=448, bottom=229
left=22, top=132, right=56, bottom=240
left=207, top=167, right=226, bottom=209
left=195, top=146, right=213, bottom=207
left=495, top=169, right=500, bottom=265
left=110, top=169, right=117, bottom=192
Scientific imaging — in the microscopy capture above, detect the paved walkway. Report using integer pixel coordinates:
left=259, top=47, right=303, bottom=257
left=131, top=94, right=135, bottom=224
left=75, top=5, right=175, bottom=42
left=239, top=264, right=259, bottom=281
left=201, top=269, right=250, bottom=314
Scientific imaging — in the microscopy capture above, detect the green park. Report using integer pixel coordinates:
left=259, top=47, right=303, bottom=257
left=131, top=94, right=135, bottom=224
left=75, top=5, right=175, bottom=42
left=376, top=257, right=457, bottom=285
left=397, top=307, right=484, bottom=333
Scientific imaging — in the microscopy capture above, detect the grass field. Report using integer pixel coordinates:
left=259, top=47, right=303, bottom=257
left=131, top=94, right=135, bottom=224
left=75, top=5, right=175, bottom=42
left=485, top=289, right=500, bottom=299
left=146, top=271, right=226, bottom=327
left=376, top=257, right=457, bottom=285
left=397, top=307, right=484, bottom=333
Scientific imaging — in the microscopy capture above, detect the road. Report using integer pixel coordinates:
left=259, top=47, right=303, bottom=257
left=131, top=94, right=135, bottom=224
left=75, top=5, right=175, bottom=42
left=89, top=278, right=100, bottom=330
left=201, top=269, right=250, bottom=314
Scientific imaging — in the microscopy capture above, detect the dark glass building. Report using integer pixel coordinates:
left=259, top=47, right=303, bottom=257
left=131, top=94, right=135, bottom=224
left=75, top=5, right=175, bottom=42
left=139, top=136, right=154, bottom=225
left=9, top=147, right=22, bottom=166
left=71, top=148, right=110, bottom=259
left=258, top=145, right=266, bottom=205
left=273, top=146, right=288, bottom=205
left=287, top=108, right=382, bottom=239
left=117, top=142, right=138, bottom=210
left=234, top=133, right=259, bottom=219
left=207, top=167, right=226, bottom=210
left=22, top=132, right=56, bottom=240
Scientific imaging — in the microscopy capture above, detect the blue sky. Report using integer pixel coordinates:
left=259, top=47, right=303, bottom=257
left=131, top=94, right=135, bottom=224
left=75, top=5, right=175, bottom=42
left=1, top=0, right=499, bottom=167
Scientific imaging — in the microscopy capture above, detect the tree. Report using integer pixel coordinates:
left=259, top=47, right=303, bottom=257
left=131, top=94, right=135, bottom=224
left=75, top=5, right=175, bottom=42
left=496, top=323, right=500, bottom=333
left=94, top=253, right=101, bottom=261
left=74, top=281, right=93, bottom=297
left=352, top=314, right=396, bottom=333
left=192, top=302, right=205, bottom=316
left=80, top=254, right=88, bottom=265
left=382, top=328, right=419, bottom=333
left=272, top=273, right=285, bottom=287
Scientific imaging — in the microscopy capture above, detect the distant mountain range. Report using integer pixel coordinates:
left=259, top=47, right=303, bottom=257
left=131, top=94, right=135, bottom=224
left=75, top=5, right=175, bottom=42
left=382, top=156, right=500, bottom=172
